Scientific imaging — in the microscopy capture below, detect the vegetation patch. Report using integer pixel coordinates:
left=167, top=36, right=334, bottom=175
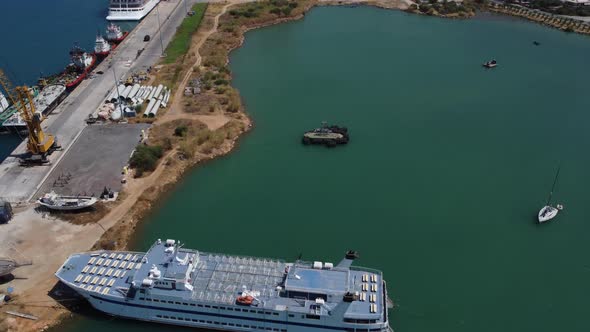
left=130, top=144, right=164, bottom=177
left=413, top=0, right=474, bottom=17
left=164, top=3, right=208, bottom=64
left=174, top=125, right=189, bottom=137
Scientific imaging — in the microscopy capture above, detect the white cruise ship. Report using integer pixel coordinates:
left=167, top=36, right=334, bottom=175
left=106, top=0, right=160, bottom=21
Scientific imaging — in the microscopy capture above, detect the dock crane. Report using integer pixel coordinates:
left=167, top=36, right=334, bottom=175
left=0, top=69, right=59, bottom=164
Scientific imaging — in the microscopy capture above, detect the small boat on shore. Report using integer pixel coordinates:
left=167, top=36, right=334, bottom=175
left=38, top=192, right=97, bottom=211
left=538, top=165, right=563, bottom=224
left=0, top=257, right=31, bottom=277
left=483, top=59, right=498, bottom=68
left=0, top=258, right=17, bottom=277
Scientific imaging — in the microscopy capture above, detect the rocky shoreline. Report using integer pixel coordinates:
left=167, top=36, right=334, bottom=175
left=487, top=2, right=590, bottom=35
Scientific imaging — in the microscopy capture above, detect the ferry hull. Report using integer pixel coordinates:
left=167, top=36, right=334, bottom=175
left=56, top=240, right=392, bottom=332
left=80, top=291, right=384, bottom=332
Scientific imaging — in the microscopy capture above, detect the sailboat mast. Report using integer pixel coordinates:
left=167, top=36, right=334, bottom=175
left=546, top=164, right=561, bottom=206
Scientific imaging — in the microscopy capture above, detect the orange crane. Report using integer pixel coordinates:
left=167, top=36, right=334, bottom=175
left=0, top=69, right=58, bottom=163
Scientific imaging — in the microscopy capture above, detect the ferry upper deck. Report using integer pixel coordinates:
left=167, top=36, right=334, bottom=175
left=56, top=239, right=388, bottom=322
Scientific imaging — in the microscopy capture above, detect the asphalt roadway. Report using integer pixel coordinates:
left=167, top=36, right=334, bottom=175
left=0, top=0, right=200, bottom=203
left=35, top=123, right=150, bottom=198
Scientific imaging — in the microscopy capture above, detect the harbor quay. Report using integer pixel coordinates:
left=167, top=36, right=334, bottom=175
left=0, top=0, right=196, bottom=203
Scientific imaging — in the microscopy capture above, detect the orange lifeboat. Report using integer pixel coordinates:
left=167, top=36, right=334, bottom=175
left=236, top=295, right=254, bottom=306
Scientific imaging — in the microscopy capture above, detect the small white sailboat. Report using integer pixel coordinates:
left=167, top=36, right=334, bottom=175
left=538, top=165, right=562, bottom=224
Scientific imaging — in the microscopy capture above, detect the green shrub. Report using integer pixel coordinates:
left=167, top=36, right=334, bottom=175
left=282, top=7, right=293, bottom=16
left=129, top=145, right=164, bottom=176
left=174, top=125, right=188, bottom=137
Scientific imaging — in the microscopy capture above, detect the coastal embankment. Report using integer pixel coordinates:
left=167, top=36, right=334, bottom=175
left=487, top=2, right=590, bottom=34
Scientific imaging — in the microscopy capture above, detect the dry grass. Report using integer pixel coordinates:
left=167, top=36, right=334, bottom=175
left=149, top=118, right=209, bottom=148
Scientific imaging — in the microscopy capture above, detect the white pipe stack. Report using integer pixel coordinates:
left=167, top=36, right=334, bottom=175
left=153, top=84, right=164, bottom=100
left=140, top=86, right=149, bottom=99
left=121, top=85, right=133, bottom=99
left=147, top=86, right=157, bottom=100
left=144, top=98, right=156, bottom=117
left=129, top=84, right=140, bottom=99
left=149, top=100, right=162, bottom=117
left=161, top=90, right=170, bottom=108
left=106, top=84, right=125, bottom=102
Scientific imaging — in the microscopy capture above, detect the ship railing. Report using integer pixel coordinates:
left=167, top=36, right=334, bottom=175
left=201, top=251, right=286, bottom=266
left=349, top=266, right=384, bottom=276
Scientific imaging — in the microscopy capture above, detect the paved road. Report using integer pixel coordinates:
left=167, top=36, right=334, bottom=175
left=0, top=0, right=194, bottom=203
left=35, top=123, right=150, bottom=198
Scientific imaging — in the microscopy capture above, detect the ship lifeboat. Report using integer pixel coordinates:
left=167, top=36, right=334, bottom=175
left=236, top=295, right=254, bottom=306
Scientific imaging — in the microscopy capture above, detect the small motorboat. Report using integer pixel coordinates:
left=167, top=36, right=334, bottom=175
left=38, top=191, right=97, bottom=211
left=533, top=41, right=541, bottom=46
left=483, top=59, right=498, bottom=69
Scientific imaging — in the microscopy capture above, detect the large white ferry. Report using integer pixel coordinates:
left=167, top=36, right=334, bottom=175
left=106, top=0, right=160, bottom=21
left=56, top=239, right=393, bottom=332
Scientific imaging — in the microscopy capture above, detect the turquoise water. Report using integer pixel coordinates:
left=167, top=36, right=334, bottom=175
left=0, top=0, right=135, bottom=157
left=65, top=6, right=590, bottom=332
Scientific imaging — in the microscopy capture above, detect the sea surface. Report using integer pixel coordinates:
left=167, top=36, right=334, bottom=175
left=0, top=0, right=135, bottom=156
left=58, top=6, right=590, bottom=332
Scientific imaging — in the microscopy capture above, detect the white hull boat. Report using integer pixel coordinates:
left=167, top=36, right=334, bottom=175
left=537, top=165, right=562, bottom=224
left=38, top=192, right=97, bottom=211
left=538, top=205, right=558, bottom=223
left=0, top=258, right=17, bottom=277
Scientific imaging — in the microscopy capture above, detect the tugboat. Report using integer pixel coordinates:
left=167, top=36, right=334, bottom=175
left=483, top=59, right=498, bottom=69
left=106, top=23, right=129, bottom=44
left=38, top=191, right=98, bottom=211
left=94, top=35, right=112, bottom=58
left=63, top=44, right=97, bottom=90
left=302, top=122, right=349, bottom=147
